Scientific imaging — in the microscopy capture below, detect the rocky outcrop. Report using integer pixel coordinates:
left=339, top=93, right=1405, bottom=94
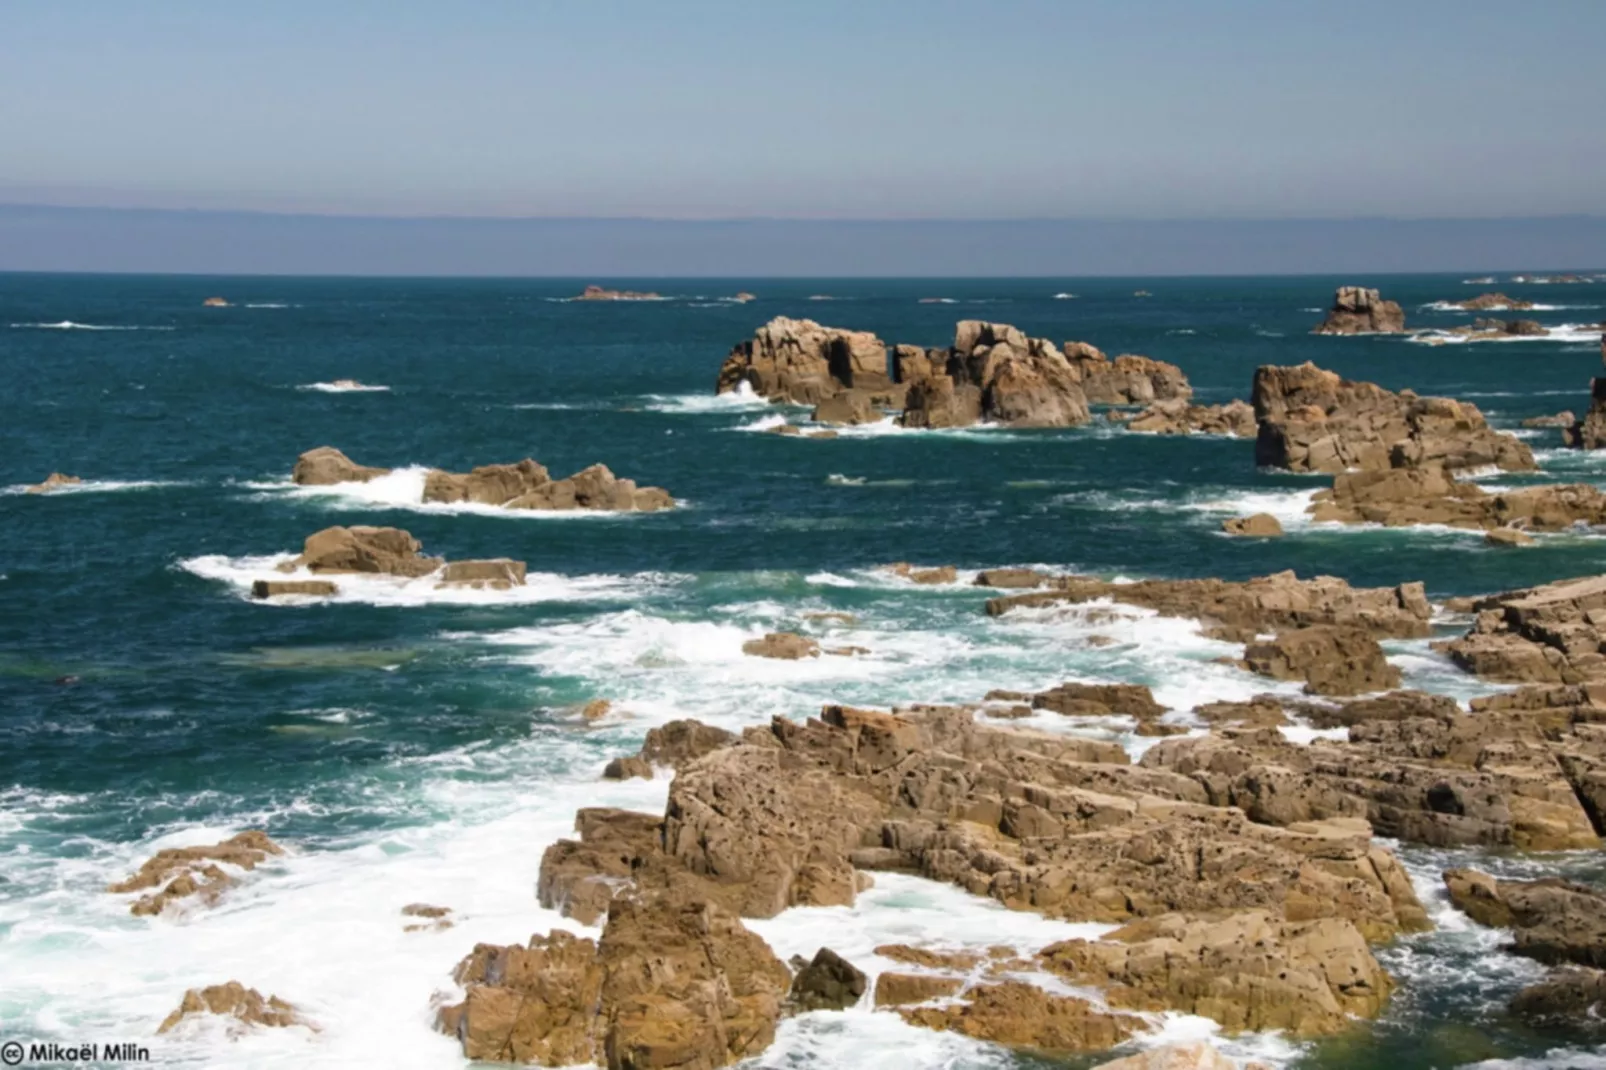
left=291, top=446, right=389, bottom=485
left=109, top=831, right=283, bottom=916
left=896, top=980, right=1138, bottom=1053
left=1120, top=399, right=1257, bottom=437
left=1435, top=575, right=1606, bottom=684
left=158, top=982, right=307, bottom=1034
left=24, top=472, right=83, bottom=493
left=901, top=322, right=1091, bottom=429
left=425, top=460, right=674, bottom=513
left=886, top=563, right=957, bottom=585
left=785, top=948, right=867, bottom=1012
left=718, top=317, right=890, bottom=404
left=1010, top=682, right=1180, bottom=736
left=986, top=569, right=1432, bottom=643
left=742, top=633, right=821, bottom=660
left=1312, top=287, right=1406, bottom=334
left=1064, top=343, right=1191, bottom=404
left=576, top=285, right=661, bottom=301
left=1222, top=514, right=1283, bottom=537
left=1143, top=717, right=1602, bottom=852
left=1242, top=626, right=1400, bottom=696
left=1525, top=411, right=1576, bottom=428
left=1252, top=362, right=1535, bottom=474
left=288, top=526, right=443, bottom=577
left=974, top=568, right=1049, bottom=588
left=1510, top=966, right=1606, bottom=1023
left=1445, top=317, right=1548, bottom=339
left=1443, top=869, right=1606, bottom=967
left=1457, top=293, right=1534, bottom=311
left=437, top=559, right=528, bottom=590
left=251, top=579, right=338, bottom=599
left=438, top=893, right=789, bottom=1068
left=1563, top=338, right=1606, bottom=450
left=1308, top=465, right=1606, bottom=530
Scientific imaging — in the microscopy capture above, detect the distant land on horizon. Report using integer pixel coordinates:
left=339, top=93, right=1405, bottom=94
left=2, top=204, right=1603, bottom=278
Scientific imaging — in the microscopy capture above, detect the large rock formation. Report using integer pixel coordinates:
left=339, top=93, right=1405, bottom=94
left=1435, top=575, right=1606, bottom=684
left=291, top=446, right=389, bottom=485
left=438, top=893, right=790, bottom=1068
left=1064, top=342, right=1191, bottom=404
left=425, top=460, right=673, bottom=512
left=1252, top=362, right=1535, bottom=474
left=1312, top=287, right=1406, bottom=334
left=288, top=526, right=443, bottom=577
left=985, top=569, right=1432, bottom=643
left=717, top=317, right=891, bottom=404
left=900, top=322, right=1091, bottom=429
left=109, top=831, right=283, bottom=916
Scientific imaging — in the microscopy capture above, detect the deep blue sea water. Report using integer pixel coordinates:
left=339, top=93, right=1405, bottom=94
left=2, top=272, right=1604, bottom=1069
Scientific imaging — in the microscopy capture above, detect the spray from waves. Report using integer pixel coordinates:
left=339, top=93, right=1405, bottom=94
left=1419, top=301, right=1584, bottom=312
left=641, top=380, right=774, bottom=414
left=1179, top=488, right=1319, bottom=528
left=297, top=382, right=391, bottom=393
left=1052, top=292, right=1078, bottom=300
left=178, top=552, right=660, bottom=607
left=243, top=467, right=677, bottom=519
left=2, top=479, right=184, bottom=496
left=245, top=303, right=297, bottom=309
left=9, top=321, right=176, bottom=331
left=1408, top=323, right=1605, bottom=346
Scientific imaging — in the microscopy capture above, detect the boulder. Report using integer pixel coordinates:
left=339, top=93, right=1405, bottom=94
left=437, top=559, right=528, bottom=589
left=1312, top=286, right=1406, bottom=334
left=158, top=982, right=306, bottom=1034
left=1222, top=514, right=1283, bottom=537
left=1443, top=869, right=1606, bottom=967
left=1252, top=362, right=1534, bottom=474
left=718, top=317, right=890, bottom=403
left=973, top=568, right=1049, bottom=589
left=1242, top=626, right=1400, bottom=696
left=741, top=633, right=821, bottom=660
left=292, top=526, right=442, bottom=577
left=291, top=446, right=390, bottom=485
left=1486, top=527, right=1536, bottom=548
left=785, top=948, right=867, bottom=1012
left=1125, top=399, right=1257, bottom=437
left=109, top=832, right=283, bottom=917
left=24, top=472, right=82, bottom=493
left=986, top=569, right=1433, bottom=644
left=1064, top=343, right=1192, bottom=404
left=811, top=392, right=876, bottom=426
left=438, top=894, right=790, bottom=1068
left=251, top=579, right=338, bottom=599
left=602, top=756, right=653, bottom=781
left=900, top=321, right=1091, bottom=428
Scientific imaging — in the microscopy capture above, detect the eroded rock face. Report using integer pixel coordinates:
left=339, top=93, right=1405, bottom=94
left=440, top=894, right=790, bottom=1068
left=985, top=569, right=1432, bottom=644
left=1435, top=575, right=1606, bottom=684
left=1444, top=869, right=1606, bottom=968
left=1121, top=399, right=1257, bottom=437
left=1064, top=343, right=1192, bottom=404
left=1041, top=911, right=1393, bottom=1037
left=1312, top=287, right=1406, bottom=334
left=1242, top=626, right=1400, bottom=696
left=109, top=831, right=283, bottom=917
left=718, top=317, right=890, bottom=403
left=291, top=446, right=390, bottom=485
left=291, top=526, right=442, bottom=577
left=901, top=322, right=1091, bottom=429
left=1252, top=362, right=1534, bottom=474
left=158, top=982, right=306, bottom=1035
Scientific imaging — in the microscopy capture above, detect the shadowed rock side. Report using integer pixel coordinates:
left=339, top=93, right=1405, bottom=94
left=1562, top=337, right=1606, bottom=450
left=1252, top=362, right=1535, bottom=474
left=899, top=321, right=1090, bottom=428
left=290, top=448, right=673, bottom=511
left=1312, top=286, right=1406, bottom=334
left=716, top=316, right=896, bottom=405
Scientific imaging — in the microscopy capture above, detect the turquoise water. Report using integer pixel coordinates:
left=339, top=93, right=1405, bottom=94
left=2, top=273, right=1604, bottom=1068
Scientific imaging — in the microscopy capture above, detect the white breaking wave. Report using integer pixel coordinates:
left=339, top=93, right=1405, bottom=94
left=2, top=479, right=182, bottom=496
left=245, top=303, right=296, bottom=309
left=1420, top=300, right=1579, bottom=312
left=9, top=320, right=175, bottom=331
left=179, top=553, right=652, bottom=607
left=298, top=382, right=391, bottom=393
left=1052, top=292, right=1078, bottom=300
left=1409, top=323, right=1604, bottom=346
left=642, top=381, right=773, bottom=414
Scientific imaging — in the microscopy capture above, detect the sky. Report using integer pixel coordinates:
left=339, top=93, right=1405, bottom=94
left=3, top=0, right=1604, bottom=221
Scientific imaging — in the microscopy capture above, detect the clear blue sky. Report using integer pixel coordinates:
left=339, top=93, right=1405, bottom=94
left=2, top=0, right=1602, bottom=220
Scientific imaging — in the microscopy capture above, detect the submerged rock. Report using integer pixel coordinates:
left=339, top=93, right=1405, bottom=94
left=1312, top=286, right=1406, bottom=334
left=251, top=579, right=338, bottom=599
left=158, top=981, right=306, bottom=1034
left=109, top=831, right=283, bottom=916
left=1457, top=292, right=1535, bottom=311
left=23, top=472, right=82, bottom=493
left=741, top=632, right=821, bottom=660
left=886, top=562, right=958, bottom=585
left=436, top=559, right=528, bottom=590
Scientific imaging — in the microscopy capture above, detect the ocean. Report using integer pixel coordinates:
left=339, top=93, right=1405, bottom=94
left=2, top=272, right=1604, bottom=1069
